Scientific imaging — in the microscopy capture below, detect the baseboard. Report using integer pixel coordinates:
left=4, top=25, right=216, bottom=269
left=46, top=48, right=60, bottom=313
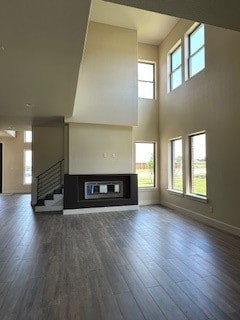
left=139, top=200, right=160, bottom=206
left=161, top=201, right=240, bottom=237
left=63, top=205, right=139, bottom=215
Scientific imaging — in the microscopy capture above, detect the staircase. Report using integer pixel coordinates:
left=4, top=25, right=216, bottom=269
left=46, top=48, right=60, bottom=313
left=35, top=160, right=64, bottom=213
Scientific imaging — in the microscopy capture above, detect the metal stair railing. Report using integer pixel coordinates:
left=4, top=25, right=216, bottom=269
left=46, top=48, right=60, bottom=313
left=36, top=159, right=64, bottom=203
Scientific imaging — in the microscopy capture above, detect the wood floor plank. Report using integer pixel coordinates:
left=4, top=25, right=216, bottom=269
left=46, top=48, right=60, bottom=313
left=1, top=195, right=240, bottom=320
left=148, top=285, right=188, bottom=320
left=115, top=291, right=145, bottom=320
left=158, top=281, right=209, bottom=320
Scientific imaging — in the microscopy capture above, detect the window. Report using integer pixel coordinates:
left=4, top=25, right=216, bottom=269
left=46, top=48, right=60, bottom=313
left=169, top=45, right=182, bottom=91
left=189, top=133, right=206, bottom=197
left=170, top=138, right=183, bottom=192
left=188, top=24, right=205, bottom=78
left=135, top=142, right=155, bottom=188
left=24, top=150, right=32, bottom=184
left=24, top=130, right=32, bottom=143
left=138, top=62, right=155, bottom=99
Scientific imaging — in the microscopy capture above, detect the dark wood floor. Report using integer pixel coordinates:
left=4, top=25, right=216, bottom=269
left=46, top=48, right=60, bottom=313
left=0, top=195, right=240, bottom=320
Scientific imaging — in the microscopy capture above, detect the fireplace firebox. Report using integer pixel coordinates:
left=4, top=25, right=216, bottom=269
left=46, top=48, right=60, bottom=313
left=64, top=174, right=138, bottom=210
left=85, top=181, right=123, bottom=199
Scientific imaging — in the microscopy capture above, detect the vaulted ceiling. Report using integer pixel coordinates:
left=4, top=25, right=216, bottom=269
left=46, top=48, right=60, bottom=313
left=0, top=0, right=91, bottom=128
left=1, top=0, right=239, bottom=129
left=104, top=0, right=240, bottom=33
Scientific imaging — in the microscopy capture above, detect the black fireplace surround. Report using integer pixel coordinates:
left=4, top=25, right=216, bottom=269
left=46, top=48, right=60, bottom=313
left=64, top=174, right=138, bottom=209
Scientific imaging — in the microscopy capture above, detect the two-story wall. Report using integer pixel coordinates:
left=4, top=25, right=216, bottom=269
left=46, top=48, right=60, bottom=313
left=159, top=19, right=240, bottom=230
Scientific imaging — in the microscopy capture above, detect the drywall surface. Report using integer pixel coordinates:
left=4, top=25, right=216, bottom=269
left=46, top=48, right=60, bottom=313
left=159, top=20, right=240, bottom=228
left=0, top=131, right=31, bottom=193
left=31, top=124, right=64, bottom=204
left=69, top=123, right=133, bottom=174
left=133, top=43, right=160, bottom=205
left=68, top=22, right=138, bottom=126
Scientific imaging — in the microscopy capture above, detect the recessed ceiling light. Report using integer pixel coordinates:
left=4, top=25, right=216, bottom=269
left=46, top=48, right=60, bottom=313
left=26, top=103, right=34, bottom=108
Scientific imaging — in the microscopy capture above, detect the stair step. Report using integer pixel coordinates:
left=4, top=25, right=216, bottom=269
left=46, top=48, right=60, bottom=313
left=35, top=205, right=63, bottom=213
left=45, top=194, right=54, bottom=200
left=36, top=199, right=45, bottom=206
left=45, top=195, right=63, bottom=207
left=54, top=187, right=63, bottom=194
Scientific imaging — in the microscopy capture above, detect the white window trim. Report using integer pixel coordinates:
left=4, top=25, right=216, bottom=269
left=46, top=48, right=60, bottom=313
left=167, top=131, right=208, bottom=203
left=186, top=130, right=207, bottom=200
left=138, top=60, right=157, bottom=100
left=168, top=136, right=184, bottom=194
left=23, top=149, right=32, bottom=185
left=185, top=23, right=205, bottom=81
left=24, top=130, right=32, bottom=143
left=167, top=40, right=182, bottom=93
left=135, top=141, right=158, bottom=190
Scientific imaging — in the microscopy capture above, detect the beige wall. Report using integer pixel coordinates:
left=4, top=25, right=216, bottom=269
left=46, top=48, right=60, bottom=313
left=159, top=20, right=240, bottom=228
left=69, top=123, right=133, bottom=174
left=32, top=124, right=64, bottom=204
left=68, top=22, right=138, bottom=126
left=0, top=131, right=31, bottom=194
left=133, top=43, right=160, bottom=205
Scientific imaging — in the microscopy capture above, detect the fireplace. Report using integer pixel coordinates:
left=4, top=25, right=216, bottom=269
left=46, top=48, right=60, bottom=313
left=64, top=174, right=138, bottom=213
left=85, top=181, right=123, bottom=199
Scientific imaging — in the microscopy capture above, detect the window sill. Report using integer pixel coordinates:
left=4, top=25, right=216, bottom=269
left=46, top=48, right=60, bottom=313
left=168, top=189, right=184, bottom=197
left=138, top=187, right=158, bottom=192
left=185, top=193, right=208, bottom=203
left=138, top=97, right=156, bottom=101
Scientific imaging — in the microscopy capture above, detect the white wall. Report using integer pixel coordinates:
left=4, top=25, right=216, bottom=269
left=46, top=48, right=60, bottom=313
left=0, top=131, right=31, bottom=194
left=67, top=22, right=138, bottom=126
left=68, top=123, right=133, bottom=174
left=32, top=124, right=64, bottom=204
left=159, top=20, right=240, bottom=228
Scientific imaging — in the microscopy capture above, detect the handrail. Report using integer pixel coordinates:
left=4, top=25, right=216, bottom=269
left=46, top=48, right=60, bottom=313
left=36, top=159, right=64, bottom=203
left=36, top=159, right=63, bottom=178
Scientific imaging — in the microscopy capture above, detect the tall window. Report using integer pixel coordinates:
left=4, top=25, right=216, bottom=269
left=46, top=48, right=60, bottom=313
left=138, top=62, right=155, bottom=99
left=169, top=45, right=182, bottom=91
left=170, top=138, right=183, bottom=192
left=24, top=150, right=32, bottom=184
left=188, top=24, right=205, bottom=78
left=189, top=133, right=206, bottom=197
left=24, top=130, right=32, bottom=143
left=135, top=142, right=155, bottom=188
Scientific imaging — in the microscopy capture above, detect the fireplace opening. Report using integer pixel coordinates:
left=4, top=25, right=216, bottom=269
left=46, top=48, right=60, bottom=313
left=84, top=181, right=123, bottom=199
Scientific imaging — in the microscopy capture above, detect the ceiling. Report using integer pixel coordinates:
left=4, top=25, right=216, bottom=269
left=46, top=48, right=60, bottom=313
left=104, top=0, right=240, bottom=33
left=90, top=0, right=179, bottom=45
left=1, top=0, right=240, bottom=130
left=0, top=0, right=91, bottom=130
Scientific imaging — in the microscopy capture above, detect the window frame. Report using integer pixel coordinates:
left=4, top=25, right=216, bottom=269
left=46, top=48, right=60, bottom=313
left=138, top=61, right=156, bottom=100
left=186, top=23, right=205, bottom=79
left=168, top=41, right=182, bottom=92
left=23, top=149, right=32, bottom=185
left=169, top=137, right=183, bottom=194
left=135, top=141, right=157, bottom=190
left=24, top=130, right=32, bottom=143
left=188, top=131, right=207, bottom=199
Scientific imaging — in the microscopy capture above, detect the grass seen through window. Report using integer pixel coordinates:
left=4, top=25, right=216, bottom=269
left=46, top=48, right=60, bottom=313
left=135, top=143, right=155, bottom=188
